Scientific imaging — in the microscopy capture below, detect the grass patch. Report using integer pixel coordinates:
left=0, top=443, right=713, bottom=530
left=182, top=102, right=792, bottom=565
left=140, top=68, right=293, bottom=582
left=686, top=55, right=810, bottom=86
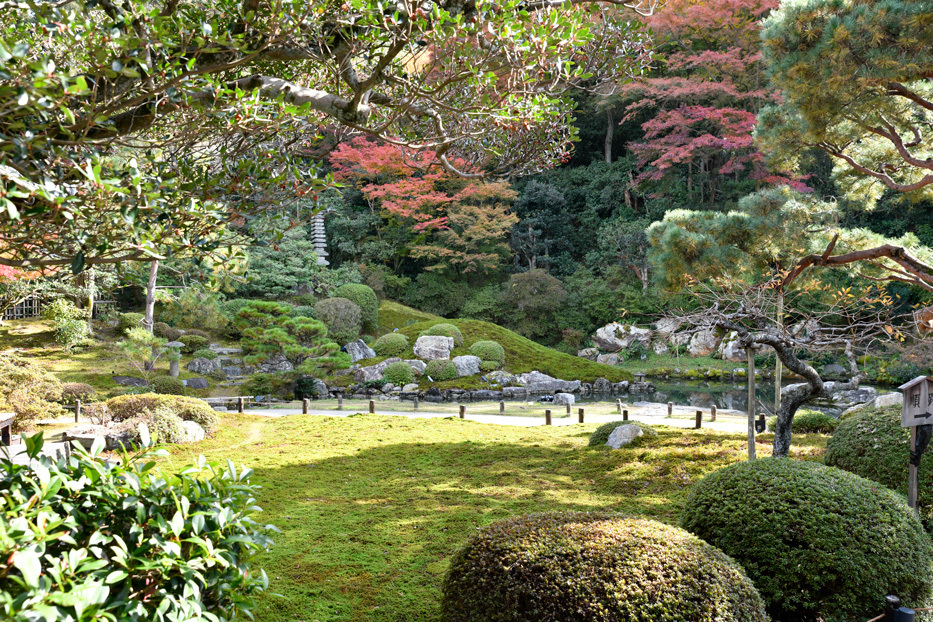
left=377, top=301, right=443, bottom=335
left=166, top=414, right=827, bottom=622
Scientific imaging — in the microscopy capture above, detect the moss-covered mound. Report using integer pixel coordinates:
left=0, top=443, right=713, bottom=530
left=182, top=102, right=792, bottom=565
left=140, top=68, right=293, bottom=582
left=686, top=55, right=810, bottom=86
left=588, top=421, right=657, bottom=447
left=372, top=332, right=410, bottom=357
left=441, top=512, right=768, bottom=622
left=682, top=458, right=933, bottom=622
left=425, top=360, right=458, bottom=382
left=826, top=405, right=933, bottom=527
left=766, top=409, right=839, bottom=434
left=420, top=323, right=464, bottom=346
left=381, top=361, right=415, bottom=386
left=468, top=340, right=505, bottom=365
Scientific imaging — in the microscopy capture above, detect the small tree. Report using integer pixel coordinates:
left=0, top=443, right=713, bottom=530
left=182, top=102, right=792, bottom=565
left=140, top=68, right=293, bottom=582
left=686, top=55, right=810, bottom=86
left=117, top=328, right=168, bottom=378
left=236, top=302, right=350, bottom=381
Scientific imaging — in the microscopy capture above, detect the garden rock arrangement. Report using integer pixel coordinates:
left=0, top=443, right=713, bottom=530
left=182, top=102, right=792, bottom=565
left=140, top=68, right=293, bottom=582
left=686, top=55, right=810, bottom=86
left=606, top=424, right=643, bottom=448
left=413, top=335, right=455, bottom=360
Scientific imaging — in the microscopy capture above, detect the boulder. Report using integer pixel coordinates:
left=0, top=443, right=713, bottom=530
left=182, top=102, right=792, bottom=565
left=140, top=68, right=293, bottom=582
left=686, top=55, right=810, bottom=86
left=303, top=378, right=329, bottom=397
left=671, top=332, right=692, bottom=348
left=470, top=390, right=504, bottom=401
left=382, top=383, right=395, bottom=394
left=717, top=333, right=747, bottom=362
left=651, top=341, right=670, bottom=356
left=606, top=424, right=643, bottom=449
left=593, top=378, right=613, bottom=393
left=596, top=353, right=621, bottom=366
left=553, top=392, right=575, bottom=406
left=577, top=348, right=599, bottom=361
left=185, top=377, right=210, bottom=390
left=830, top=386, right=879, bottom=409
left=486, top=370, right=517, bottom=386
left=653, top=318, right=682, bottom=339
left=402, top=383, right=420, bottom=393
left=581, top=382, right=592, bottom=395
left=257, top=354, right=294, bottom=373
left=353, top=357, right=403, bottom=383
left=186, top=357, right=221, bottom=374
left=823, top=363, right=848, bottom=378
left=423, top=387, right=444, bottom=403
left=345, top=339, right=377, bottom=363
left=688, top=328, right=721, bottom=357
left=452, top=355, right=482, bottom=377
left=592, top=323, right=651, bottom=352
left=112, top=376, right=148, bottom=387
left=222, top=366, right=242, bottom=378
left=516, top=371, right=581, bottom=393
left=842, top=392, right=903, bottom=416
left=413, top=335, right=455, bottom=360
left=614, top=381, right=630, bottom=393
left=503, top=386, right=527, bottom=399
left=210, top=346, right=243, bottom=356
left=179, top=420, right=205, bottom=443
left=405, top=359, right=427, bottom=376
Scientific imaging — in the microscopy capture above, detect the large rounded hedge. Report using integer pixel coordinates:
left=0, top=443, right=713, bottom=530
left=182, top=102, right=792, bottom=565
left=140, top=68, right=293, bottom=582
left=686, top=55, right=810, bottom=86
left=421, top=323, right=464, bottom=346
left=468, top=340, right=505, bottom=365
left=372, top=332, right=410, bottom=357
left=382, top=361, right=415, bottom=386
left=826, top=405, right=933, bottom=527
left=441, top=512, right=768, bottom=622
left=333, top=283, right=379, bottom=333
left=425, top=360, right=458, bottom=381
left=681, top=458, right=933, bottom=622
left=105, top=394, right=219, bottom=434
left=313, top=297, right=362, bottom=344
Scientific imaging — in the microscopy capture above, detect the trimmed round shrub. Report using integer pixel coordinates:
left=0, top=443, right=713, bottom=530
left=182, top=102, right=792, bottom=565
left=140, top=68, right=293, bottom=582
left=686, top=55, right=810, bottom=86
left=681, top=458, right=933, bottom=622
left=179, top=334, right=208, bottom=354
left=191, top=348, right=218, bottom=360
left=372, top=333, right=409, bottom=357
left=826, top=405, right=933, bottom=527
left=382, top=361, right=415, bottom=387
left=207, top=368, right=228, bottom=382
left=105, top=394, right=218, bottom=434
left=153, top=321, right=182, bottom=341
left=150, top=376, right=187, bottom=395
left=479, top=360, right=499, bottom=372
left=118, top=312, right=144, bottom=333
left=147, top=405, right=187, bottom=443
left=441, top=512, right=768, bottom=622
left=767, top=409, right=838, bottom=434
left=333, top=283, right=379, bottom=333
left=421, top=323, right=464, bottom=346
left=60, top=382, right=95, bottom=403
left=425, top=360, right=457, bottom=382
left=314, top=297, right=362, bottom=344
left=468, top=340, right=505, bottom=365
left=182, top=328, right=210, bottom=339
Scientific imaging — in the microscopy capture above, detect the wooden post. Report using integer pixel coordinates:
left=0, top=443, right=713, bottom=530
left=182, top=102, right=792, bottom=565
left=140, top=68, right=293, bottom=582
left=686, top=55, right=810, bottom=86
left=75, top=399, right=81, bottom=423
left=459, top=405, right=466, bottom=419
left=499, top=401, right=505, bottom=414
left=337, top=395, right=343, bottom=410
left=545, top=409, right=552, bottom=425
left=747, top=347, right=756, bottom=460
left=622, top=409, right=628, bottom=421
left=910, top=425, right=919, bottom=512
left=302, top=398, right=309, bottom=414
left=668, top=402, right=673, bottom=416
left=617, top=400, right=622, bottom=414
left=710, top=404, right=717, bottom=422
left=695, top=410, right=702, bottom=429
left=578, top=408, right=584, bottom=423
left=413, top=397, right=419, bottom=411
left=565, top=403, right=571, bottom=415
left=369, top=400, right=375, bottom=414
left=237, top=397, right=244, bottom=414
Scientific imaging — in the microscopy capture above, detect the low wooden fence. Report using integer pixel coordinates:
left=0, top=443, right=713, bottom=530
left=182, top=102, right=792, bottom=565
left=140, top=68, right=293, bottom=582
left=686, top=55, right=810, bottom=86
left=3, top=296, right=41, bottom=320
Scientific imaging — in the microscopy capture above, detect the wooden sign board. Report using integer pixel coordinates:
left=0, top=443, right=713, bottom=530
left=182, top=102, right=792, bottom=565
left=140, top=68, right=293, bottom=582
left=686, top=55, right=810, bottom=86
left=899, top=376, right=933, bottom=428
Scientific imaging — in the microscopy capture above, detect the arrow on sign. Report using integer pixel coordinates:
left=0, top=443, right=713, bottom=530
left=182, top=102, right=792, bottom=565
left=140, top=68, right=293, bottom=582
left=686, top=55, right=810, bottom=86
left=915, top=411, right=933, bottom=420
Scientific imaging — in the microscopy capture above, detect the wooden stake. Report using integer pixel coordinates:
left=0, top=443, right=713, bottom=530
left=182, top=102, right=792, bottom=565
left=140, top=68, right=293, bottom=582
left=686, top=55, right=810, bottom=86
left=910, top=425, right=919, bottom=513
left=668, top=402, right=673, bottom=416
left=578, top=408, right=584, bottom=423
left=499, top=401, right=505, bottom=414
left=413, top=397, right=418, bottom=411
left=710, top=404, right=717, bottom=422
left=545, top=409, right=552, bottom=425
left=617, top=400, right=622, bottom=414
left=566, top=403, right=571, bottom=415
left=369, top=400, right=375, bottom=414
left=337, top=395, right=343, bottom=410
left=459, top=405, right=466, bottom=419
left=302, top=398, right=309, bottom=414
left=75, top=400, right=81, bottom=423
left=695, top=410, right=702, bottom=429
left=622, top=409, right=628, bottom=421
left=747, top=347, right=756, bottom=460
left=237, top=397, right=244, bottom=414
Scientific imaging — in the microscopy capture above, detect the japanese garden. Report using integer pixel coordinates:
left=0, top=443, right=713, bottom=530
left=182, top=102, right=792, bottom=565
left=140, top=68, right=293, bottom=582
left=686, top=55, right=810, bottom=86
left=2, top=0, right=933, bottom=620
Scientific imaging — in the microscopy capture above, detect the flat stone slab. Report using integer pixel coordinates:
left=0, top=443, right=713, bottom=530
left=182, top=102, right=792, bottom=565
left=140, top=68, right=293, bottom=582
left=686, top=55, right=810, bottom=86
left=113, top=376, right=148, bottom=387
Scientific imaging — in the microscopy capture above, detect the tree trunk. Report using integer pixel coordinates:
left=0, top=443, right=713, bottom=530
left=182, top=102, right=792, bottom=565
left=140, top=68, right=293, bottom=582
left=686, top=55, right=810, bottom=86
left=604, top=109, right=614, bottom=164
left=144, top=260, right=158, bottom=333
left=772, top=382, right=817, bottom=457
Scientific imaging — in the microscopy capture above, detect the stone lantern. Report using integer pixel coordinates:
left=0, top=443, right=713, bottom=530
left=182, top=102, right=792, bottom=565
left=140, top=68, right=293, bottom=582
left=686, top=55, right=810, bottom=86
left=165, top=341, right=185, bottom=377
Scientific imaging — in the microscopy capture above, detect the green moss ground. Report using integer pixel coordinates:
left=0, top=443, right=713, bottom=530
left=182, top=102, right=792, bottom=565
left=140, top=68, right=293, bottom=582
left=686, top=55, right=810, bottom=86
left=376, top=301, right=443, bottom=334
left=166, top=413, right=827, bottom=622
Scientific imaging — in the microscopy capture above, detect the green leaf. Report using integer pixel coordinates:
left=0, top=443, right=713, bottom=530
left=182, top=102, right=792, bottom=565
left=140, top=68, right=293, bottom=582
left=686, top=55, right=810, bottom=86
left=11, top=42, right=28, bottom=58
left=12, top=550, right=41, bottom=586
left=71, top=252, right=85, bottom=275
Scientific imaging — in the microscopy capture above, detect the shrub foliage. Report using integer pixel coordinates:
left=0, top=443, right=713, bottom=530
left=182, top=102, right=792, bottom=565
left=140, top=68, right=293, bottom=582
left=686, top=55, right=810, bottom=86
left=767, top=409, right=839, bottom=434
left=421, top=323, right=464, bottom=346
left=149, top=376, right=187, bottom=395
left=468, top=340, right=505, bottom=365
left=0, top=435, right=274, bottom=620
left=382, top=361, right=415, bottom=386
left=0, top=355, right=64, bottom=431
left=441, top=512, right=768, bottom=622
left=425, top=360, right=458, bottom=381
left=104, top=393, right=219, bottom=434
left=333, top=283, right=379, bottom=333
left=313, top=297, right=363, bottom=345
left=681, top=458, right=933, bottom=622
left=372, top=333, right=410, bottom=357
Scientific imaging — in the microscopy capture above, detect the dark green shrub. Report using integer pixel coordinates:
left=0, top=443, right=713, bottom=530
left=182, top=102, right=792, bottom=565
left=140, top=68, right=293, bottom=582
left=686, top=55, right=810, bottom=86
left=479, top=361, right=499, bottom=372
left=104, top=393, right=219, bottom=433
left=372, top=333, right=410, bottom=357
left=421, top=323, right=464, bottom=346
left=294, top=376, right=327, bottom=399
left=180, top=334, right=209, bottom=354
left=441, top=512, right=768, bottom=622
left=333, top=283, right=379, bottom=333
left=425, top=360, right=458, bottom=381
left=0, top=435, right=274, bottom=620
left=766, top=409, right=838, bottom=434
left=219, top=298, right=256, bottom=337
left=826, top=406, right=933, bottom=528
left=146, top=404, right=187, bottom=442
left=149, top=376, right=187, bottom=396
left=183, top=328, right=210, bottom=339
left=382, top=361, right=415, bottom=386
left=161, top=288, right=228, bottom=333
left=468, top=340, right=505, bottom=364
left=192, top=348, right=219, bottom=360
left=244, top=373, right=292, bottom=399
left=588, top=421, right=656, bottom=447
left=404, top=273, right=466, bottom=318
left=59, top=382, right=95, bottom=403
left=153, top=321, right=182, bottom=341
left=290, top=304, right=316, bottom=319
left=0, top=354, right=64, bottom=431
left=208, top=368, right=228, bottom=381
left=313, top=297, right=362, bottom=344
left=118, top=312, right=144, bottom=332
left=681, top=458, right=933, bottom=622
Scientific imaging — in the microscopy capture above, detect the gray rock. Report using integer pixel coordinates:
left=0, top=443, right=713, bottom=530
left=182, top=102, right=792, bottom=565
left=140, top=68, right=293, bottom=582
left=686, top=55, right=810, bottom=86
left=580, top=382, right=592, bottom=395
left=717, top=332, right=747, bottom=362
left=112, top=376, right=148, bottom=387
left=402, top=383, right=420, bottom=392
left=653, top=318, right=682, bottom=338
left=823, top=363, right=848, bottom=377
left=452, top=355, right=482, bottom=377
left=185, top=377, right=210, bottom=390
left=405, top=360, right=427, bottom=375
left=222, top=366, right=242, bottom=378
left=593, top=378, right=613, bottom=393
left=842, top=392, right=903, bottom=416
left=503, top=386, right=527, bottom=399
left=553, top=392, right=575, bottom=406
left=413, top=335, right=455, bottom=360
left=688, top=328, right=721, bottom=357
left=210, top=346, right=243, bottom=356
left=596, top=353, right=620, bottom=366
left=470, top=390, right=504, bottom=401
left=486, top=370, right=517, bottom=386
left=606, top=424, right=643, bottom=449
left=651, top=341, right=670, bottom=356
left=382, top=383, right=395, bottom=394
left=353, top=357, right=402, bottom=383
left=592, top=323, right=651, bottom=352
left=345, top=339, right=377, bottom=363
left=309, top=378, right=329, bottom=397
left=179, top=420, right=205, bottom=443
left=186, top=357, right=221, bottom=375
left=830, top=386, right=878, bottom=408
left=138, top=422, right=151, bottom=447
left=577, top=348, right=599, bottom=361
left=614, top=381, right=630, bottom=393
left=516, top=371, right=581, bottom=393
left=257, top=354, right=294, bottom=373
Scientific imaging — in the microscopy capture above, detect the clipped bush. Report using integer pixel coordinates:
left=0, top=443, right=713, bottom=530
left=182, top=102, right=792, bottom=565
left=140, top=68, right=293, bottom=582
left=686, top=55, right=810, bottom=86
left=146, top=404, right=187, bottom=443
left=207, top=368, right=228, bottom=382
left=333, top=283, right=379, bottom=333
left=118, top=312, right=144, bottom=332
left=0, top=435, right=274, bottom=620
left=150, top=376, right=187, bottom=395
left=681, top=458, right=933, bottom=622
left=184, top=328, right=210, bottom=339
left=180, top=334, right=209, bottom=354
left=104, top=393, right=218, bottom=434
left=425, top=360, right=458, bottom=382
left=479, top=360, right=499, bottom=372
left=0, top=355, right=64, bottom=431
left=420, top=323, right=464, bottom=346
left=153, top=321, right=182, bottom=341
left=441, top=512, right=768, bottom=622
left=469, top=340, right=505, bottom=365
left=59, top=382, right=95, bottom=403
left=382, top=361, right=415, bottom=387
left=767, top=409, right=839, bottom=434
left=43, top=299, right=90, bottom=351
left=372, top=333, right=410, bottom=357
left=244, top=373, right=293, bottom=399
left=192, top=348, right=219, bottom=360
left=313, top=297, right=362, bottom=344
left=826, top=405, right=933, bottom=527
left=290, top=305, right=316, bottom=319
